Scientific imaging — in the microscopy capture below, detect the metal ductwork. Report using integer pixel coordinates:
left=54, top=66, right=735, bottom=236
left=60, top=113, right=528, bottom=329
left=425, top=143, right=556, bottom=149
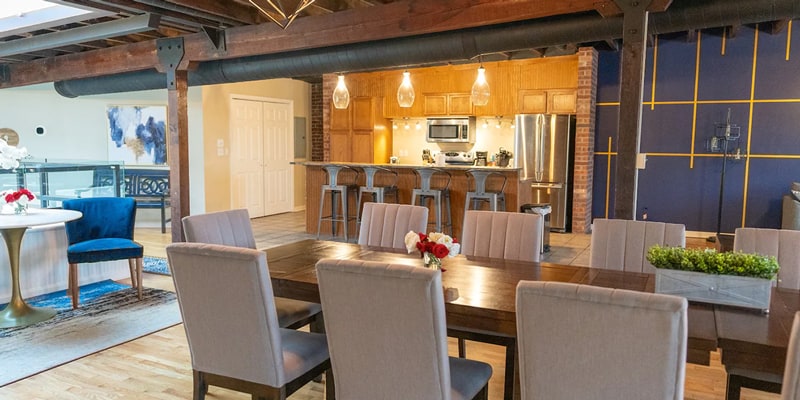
left=54, top=0, right=800, bottom=98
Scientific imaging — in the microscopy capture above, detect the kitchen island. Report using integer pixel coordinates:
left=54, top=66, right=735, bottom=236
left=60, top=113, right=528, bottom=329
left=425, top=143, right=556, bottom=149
left=297, top=161, right=539, bottom=239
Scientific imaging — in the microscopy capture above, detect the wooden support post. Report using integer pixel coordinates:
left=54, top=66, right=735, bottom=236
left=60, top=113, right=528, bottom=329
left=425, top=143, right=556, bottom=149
left=158, top=37, right=190, bottom=242
left=613, top=0, right=652, bottom=220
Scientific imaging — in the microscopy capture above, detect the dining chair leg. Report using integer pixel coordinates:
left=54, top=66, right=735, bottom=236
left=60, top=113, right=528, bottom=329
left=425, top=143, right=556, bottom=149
left=458, top=338, right=467, bottom=358
left=471, top=383, right=489, bottom=400
left=726, top=374, right=742, bottom=400
left=127, top=258, right=138, bottom=289
left=325, top=368, right=336, bottom=400
left=69, top=263, right=79, bottom=309
left=135, top=257, right=144, bottom=300
left=192, top=370, right=207, bottom=400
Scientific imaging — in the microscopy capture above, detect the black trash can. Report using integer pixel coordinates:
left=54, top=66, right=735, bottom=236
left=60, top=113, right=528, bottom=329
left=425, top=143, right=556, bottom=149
left=521, top=203, right=551, bottom=253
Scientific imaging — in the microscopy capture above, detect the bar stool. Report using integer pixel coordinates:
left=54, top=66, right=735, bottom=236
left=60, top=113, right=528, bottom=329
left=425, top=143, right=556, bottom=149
left=464, top=169, right=507, bottom=223
left=356, top=166, right=399, bottom=226
left=316, top=164, right=360, bottom=241
left=411, top=167, right=452, bottom=234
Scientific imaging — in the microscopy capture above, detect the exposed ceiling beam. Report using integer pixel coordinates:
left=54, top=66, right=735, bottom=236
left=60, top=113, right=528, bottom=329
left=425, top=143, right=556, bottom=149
left=60, top=0, right=219, bottom=29
left=159, top=0, right=262, bottom=25
left=0, top=14, right=160, bottom=58
left=1, top=0, right=604, bottom=88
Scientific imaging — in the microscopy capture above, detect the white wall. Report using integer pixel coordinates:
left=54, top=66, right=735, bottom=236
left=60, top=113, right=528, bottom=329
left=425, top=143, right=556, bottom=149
left=0, top=83, right=205, bottom=217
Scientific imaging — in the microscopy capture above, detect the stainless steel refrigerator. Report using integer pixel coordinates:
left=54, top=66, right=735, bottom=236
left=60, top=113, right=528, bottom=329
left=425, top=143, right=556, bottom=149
left=513, top=114, right=575, bottom=232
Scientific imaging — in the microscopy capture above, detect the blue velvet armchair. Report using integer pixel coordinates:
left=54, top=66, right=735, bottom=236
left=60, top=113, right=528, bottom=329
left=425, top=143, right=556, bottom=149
left=63, top=197, right=144, bottom=309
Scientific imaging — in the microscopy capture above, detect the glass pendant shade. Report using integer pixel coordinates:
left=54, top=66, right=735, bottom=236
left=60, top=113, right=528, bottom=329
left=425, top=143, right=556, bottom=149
left=397, top=71, right=415, bottom=108
left=471, top=66, right=490, bottom=106
left=332, top=74, right=350, bottom=109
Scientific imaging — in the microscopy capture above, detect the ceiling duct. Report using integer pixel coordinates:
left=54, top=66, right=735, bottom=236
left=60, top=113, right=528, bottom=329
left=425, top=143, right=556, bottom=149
left=54, top=0, right=800, bottom=98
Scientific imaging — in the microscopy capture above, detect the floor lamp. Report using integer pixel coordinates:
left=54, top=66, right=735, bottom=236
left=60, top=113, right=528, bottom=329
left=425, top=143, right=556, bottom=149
left=707, top=109, right=742, bottom=243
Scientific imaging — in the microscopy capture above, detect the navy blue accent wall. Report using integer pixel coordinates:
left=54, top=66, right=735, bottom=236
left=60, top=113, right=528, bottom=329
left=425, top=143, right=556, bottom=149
left=594, top=24, right=800, bottom=233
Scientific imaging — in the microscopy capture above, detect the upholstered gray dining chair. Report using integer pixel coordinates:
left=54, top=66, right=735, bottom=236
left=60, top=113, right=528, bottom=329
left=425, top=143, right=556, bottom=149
left=166, top=243, right=332, bottom=400
left=357, top=202, right=428, bottom=249
left=590, top=218, right=686, bottom=273
left=460, top=210, right=543, bottom=262
left=516, top=281, right=687, bottom=400
left=725, top=227, right=800, bottom=399
left=182, top=209, right=322, bottom=330
left=316, top=258, right=492, bottom=400
left=782, top=312, right=800, bottom=400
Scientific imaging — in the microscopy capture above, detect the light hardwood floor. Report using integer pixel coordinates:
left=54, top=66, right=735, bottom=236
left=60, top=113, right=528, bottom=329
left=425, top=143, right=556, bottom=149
left=0, top=212, right=780, bottom=400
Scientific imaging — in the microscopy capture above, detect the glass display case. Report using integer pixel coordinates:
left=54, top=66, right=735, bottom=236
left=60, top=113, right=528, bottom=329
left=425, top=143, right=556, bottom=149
left=0, top=159, right=125, bottom=208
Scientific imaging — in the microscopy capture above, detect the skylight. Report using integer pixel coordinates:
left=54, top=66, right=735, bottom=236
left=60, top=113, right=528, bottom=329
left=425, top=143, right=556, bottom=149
left=0, top=0, right=108, bottom=37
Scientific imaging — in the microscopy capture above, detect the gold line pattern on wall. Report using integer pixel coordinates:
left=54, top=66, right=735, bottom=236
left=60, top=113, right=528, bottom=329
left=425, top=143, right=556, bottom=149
left=605, top=137, right=612, bottom=218
left=741, top=25, right=760, bottom=227
left=787, top=20, right=793, bottom=61
left=689, top=31, right=703, bottom=169
left=651, top=35, right=658, bottom=111
left=722, top=27, right=727, bottom=56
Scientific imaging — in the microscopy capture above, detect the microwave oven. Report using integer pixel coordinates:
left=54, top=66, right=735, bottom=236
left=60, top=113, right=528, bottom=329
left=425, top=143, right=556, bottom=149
left=426, top=117, right=476, bottom=143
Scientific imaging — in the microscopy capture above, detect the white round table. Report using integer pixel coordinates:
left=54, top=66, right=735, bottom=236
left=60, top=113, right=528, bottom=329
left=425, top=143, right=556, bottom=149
left=0, top=208, right=82, bottom=328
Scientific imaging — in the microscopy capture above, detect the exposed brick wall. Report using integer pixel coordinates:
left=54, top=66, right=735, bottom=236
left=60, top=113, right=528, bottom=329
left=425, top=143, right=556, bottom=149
left=310, top=81, right=324, bottom=161
left=573, top=47, right=598, bottom=233
left=321, top=74, right=336, bottom=162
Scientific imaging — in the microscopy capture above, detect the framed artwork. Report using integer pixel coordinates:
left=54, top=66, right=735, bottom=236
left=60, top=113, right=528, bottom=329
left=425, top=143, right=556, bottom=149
left=107, top=105, right=167, bottom=165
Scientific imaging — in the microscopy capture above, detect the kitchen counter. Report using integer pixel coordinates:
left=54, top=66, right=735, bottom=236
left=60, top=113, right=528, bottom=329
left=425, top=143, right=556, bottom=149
left=296, top=162, right=535, bottom=239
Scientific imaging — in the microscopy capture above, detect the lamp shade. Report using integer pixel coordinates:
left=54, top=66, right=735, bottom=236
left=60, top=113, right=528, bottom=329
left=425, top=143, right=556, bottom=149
left=397, top=71, right=415, bottom=108
left=471, top=66, right=490, bottom=106
left=332, top=74, right=350, bottom=109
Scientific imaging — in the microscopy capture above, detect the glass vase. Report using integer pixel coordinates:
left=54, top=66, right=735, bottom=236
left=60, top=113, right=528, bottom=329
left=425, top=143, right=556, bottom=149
left=423, top=252, right=442, bottom=270
left=13, top=202, right=27, bottom=215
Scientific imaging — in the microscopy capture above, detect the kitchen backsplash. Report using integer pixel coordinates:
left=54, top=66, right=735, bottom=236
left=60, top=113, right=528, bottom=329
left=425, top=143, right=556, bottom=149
left=391, top=117, right=515, bottom=164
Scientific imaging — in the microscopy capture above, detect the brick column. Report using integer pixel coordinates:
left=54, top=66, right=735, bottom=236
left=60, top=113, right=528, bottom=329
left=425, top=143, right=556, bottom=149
left=573, top=47, right=598, bottom=233
left=310, top=81, right=324, bottom=161
left=321, top=73, right=337, bottom=162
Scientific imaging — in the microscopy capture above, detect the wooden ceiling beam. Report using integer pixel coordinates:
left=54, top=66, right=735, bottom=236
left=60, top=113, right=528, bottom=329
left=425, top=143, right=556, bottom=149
left=1, top=0, right=602, bottom=88
left=159, top=0, right=262, bottom=25
left=60, top=0, right=222, bottom=28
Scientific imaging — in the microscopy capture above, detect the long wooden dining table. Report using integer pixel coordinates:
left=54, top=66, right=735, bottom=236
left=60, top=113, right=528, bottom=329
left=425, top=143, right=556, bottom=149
left=264, top=239, right=798, bottom=400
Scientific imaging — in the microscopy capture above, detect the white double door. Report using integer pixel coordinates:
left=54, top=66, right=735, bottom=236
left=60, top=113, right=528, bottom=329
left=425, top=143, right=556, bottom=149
left=229, top=96, right=293, bottom=218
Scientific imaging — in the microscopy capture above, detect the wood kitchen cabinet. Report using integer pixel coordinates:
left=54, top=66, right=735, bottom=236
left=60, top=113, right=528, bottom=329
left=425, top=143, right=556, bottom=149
left=329, top=97, right=392, bottom=163
left=518, top=89, right=577, bottom=114
left=424, top=93, right=473, bottom=116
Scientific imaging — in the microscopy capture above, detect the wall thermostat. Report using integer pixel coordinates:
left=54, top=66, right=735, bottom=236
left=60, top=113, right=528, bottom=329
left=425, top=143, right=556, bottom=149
left=35, top=126, right=46, bottom=136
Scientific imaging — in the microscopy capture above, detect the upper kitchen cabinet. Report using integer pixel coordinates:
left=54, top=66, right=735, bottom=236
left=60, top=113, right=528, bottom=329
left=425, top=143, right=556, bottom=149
left=518, top=89, right=577, bottom=114
left=424, top=93, right=473, bottom=116
left=329, top=96, right=392, bottom=163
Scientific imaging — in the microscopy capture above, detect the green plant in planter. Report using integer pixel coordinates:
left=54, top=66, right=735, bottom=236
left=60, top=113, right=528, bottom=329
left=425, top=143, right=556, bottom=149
left=646, top=245, right=780, bottom=280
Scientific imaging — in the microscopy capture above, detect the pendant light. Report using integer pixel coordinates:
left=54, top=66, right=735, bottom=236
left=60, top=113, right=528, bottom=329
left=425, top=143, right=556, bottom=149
left=471, top=63, right=490, bottom=106
left=332, top=74, right=350, bottom=109
left=397, top=70, right=415, bottom=108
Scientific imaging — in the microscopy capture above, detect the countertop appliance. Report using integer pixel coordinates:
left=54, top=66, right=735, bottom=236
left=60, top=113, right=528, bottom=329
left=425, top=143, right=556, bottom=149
left=427, top=117, right=476, bottom=143
left=475, top=151, right=488, bottom=166
left=514, top=114, right=575, bottom=232
left=443, top=151, right=474, bottom=165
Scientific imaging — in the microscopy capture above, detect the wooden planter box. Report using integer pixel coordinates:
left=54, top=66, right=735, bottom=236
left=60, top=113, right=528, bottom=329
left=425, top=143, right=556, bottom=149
left=655, top=269, right=773, bottom=312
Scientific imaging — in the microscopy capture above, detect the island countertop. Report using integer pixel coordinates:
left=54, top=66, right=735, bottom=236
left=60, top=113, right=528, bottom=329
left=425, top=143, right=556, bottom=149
left=299, top=162, right=532, bottom=239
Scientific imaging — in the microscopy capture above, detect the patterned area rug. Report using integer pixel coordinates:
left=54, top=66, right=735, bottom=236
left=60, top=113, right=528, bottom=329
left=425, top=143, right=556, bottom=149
left=0, top=285, right=181, bottom=387
left=143, top=256, right=170, bottom=275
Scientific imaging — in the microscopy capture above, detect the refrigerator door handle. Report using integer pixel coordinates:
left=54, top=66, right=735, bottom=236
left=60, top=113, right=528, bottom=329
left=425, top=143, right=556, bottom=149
left=531, top=183, right=563, bottom=189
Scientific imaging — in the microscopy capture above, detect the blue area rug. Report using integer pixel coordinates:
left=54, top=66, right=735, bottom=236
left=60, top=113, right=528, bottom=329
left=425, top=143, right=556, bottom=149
left=143, top=256, right=170, bottom=275
left=1, top=280, right=129, bottom=311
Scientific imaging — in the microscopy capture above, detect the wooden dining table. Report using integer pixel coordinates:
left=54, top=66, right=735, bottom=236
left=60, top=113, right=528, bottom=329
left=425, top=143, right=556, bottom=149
left=264, top=239, right=798, bottom=400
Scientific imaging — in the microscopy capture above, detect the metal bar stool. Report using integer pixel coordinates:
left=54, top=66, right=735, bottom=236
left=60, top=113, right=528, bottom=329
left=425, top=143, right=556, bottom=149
left=464, top=169, right=507, bottom=223
left=316, top=164, right=360, bottom=241
left=411, top=167, right=452, bottom=234
left=356, top=166, right=399, bottom=226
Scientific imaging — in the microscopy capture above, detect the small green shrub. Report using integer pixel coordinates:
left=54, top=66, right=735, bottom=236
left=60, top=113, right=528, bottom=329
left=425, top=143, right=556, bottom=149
left=646, top=245, right=780, bottom=280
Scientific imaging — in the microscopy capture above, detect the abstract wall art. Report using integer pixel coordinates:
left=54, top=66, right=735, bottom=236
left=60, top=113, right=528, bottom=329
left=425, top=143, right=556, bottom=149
left=107, top=105, right=167, bottom=165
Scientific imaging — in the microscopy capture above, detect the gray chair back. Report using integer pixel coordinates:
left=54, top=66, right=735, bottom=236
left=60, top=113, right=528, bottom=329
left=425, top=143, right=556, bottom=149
left=734, top=227, right=800, bottom=289
left=182, top=209, right=256, bottom=249
left=316, top=258, right=452, bottom=399
left=461, top=210, right=543, bottom=262
left=516, top=281, right=687, bottom=400
left=782, top=312, right=800, bottom=400
left=591, top=218, right=686, bottom=273
left=358, top=203, right=429, bottom=249
left=166, top=242, right=286, bottom=387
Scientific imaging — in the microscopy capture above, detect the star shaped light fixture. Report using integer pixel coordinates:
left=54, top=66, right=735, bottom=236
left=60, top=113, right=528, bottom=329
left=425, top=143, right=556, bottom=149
left=248, top=0, right=316, bottom=29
